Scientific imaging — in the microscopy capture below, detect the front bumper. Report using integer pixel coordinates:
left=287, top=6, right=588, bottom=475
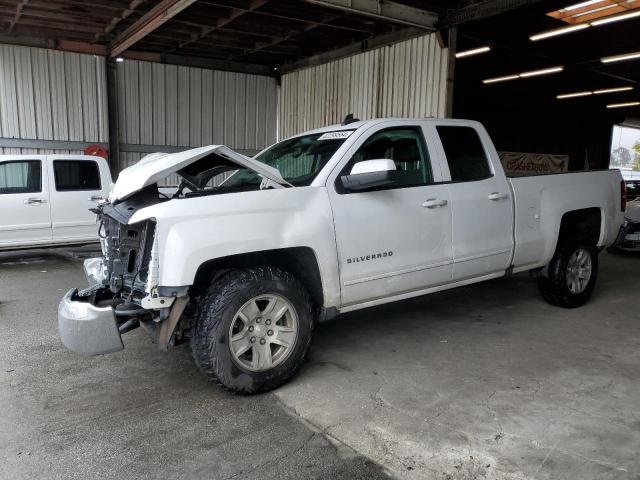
left=58, top=288, right=124, bottom=356
left=614, top=220, right=640, bottom=252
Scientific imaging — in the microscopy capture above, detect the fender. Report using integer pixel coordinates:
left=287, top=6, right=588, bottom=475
left=128, top=186, right=342, bottom=308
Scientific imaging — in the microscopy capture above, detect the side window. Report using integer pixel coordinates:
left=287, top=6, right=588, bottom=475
left=0, top=160, right=42, bottom=194
left=436, top=126, right=492, bottom=182
left=346, top=127, right=433, bottom=189
left=53, top=160, right=101, bottom=191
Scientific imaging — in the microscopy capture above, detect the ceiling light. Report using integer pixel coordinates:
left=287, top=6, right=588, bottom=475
left=607, top=101, right=640, bottom=108
left=557, top=91, right=593, bottom=99
left=456, top=46, right=491, bottom=58
left=483, top=75, right=520, bottom=84
left=530, top=23, right=590, bottom=41
left=573, top=4, right=617, bottom=17
left=591, top=9, right=640, bottom=25
left=601, top=51, right=640, bottom=63
left=593, top=86, right=634, bottom=94
left=520, top=66, right=564, bottom=77
left=560, top=0, right=602, bottom=11
left=116, top=57, right=124, bottom=63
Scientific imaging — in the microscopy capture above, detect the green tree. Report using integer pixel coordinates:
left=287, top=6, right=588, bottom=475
left=634, top=141, right=640, bottom=171
left=611, top=146, right=632, bottom=166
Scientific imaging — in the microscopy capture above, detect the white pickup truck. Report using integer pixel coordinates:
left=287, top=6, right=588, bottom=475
left=0, top=154, right=111, bottom=250
left=58, top=118, right=625, bottom=393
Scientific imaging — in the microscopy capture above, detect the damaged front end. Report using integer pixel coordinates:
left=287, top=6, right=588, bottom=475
left=58, top=184, right=190, bottom=356
left=58, top=144, right=290, bottom=356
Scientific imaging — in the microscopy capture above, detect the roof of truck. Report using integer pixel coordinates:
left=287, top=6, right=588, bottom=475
left=297, top=117, right=478, bottom=137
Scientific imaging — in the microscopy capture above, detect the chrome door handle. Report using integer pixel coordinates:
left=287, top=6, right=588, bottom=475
left=23, top=197, right=45, bottom=205
left=488, top=192, right=508, bottom=201
left=422, top=198, right=448, bottom=209
left=89, top=195, right=104, bottom=201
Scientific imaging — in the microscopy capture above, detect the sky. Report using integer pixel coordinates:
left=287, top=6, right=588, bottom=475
left=611, top=125, right=640, bottom=152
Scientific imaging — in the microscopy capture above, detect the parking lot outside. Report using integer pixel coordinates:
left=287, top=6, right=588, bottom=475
left=1, top=246, right=638, bottom=480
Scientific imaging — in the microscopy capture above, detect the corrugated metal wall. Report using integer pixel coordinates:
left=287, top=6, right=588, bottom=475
left=0, top=44, right=108, bottom=155
left=279, top=32, right=448, bottom=139
left=116, top=60, right=278, bottom=175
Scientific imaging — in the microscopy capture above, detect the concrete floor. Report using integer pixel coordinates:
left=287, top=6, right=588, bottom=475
left=0, top=248, right=390, bottom=480
left=1, top=248, right=639, bottom=480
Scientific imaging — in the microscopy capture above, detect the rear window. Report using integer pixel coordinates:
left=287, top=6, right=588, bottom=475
left=53, top=160, right=101, bottom=191
left=0, top=160, right=41, bottom=194
left=437, top=126, right=492, bottom=182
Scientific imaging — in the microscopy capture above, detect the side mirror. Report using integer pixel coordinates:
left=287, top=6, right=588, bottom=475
left=340, top=159, right=396, bottom=192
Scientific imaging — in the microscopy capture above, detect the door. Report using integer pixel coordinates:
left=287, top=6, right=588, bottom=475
left=47, top=156, right=109, bottom=241
left=0, top=158, right=51, bottom=247
left=433, top=124, right=514, bottom=281
left=327, top=124, right=453, bottom=307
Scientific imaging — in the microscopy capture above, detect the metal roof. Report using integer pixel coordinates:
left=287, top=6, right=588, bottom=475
left=0, top=0, right=450, bottom=74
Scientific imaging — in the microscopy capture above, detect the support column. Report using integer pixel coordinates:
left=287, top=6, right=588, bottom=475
left=445, top=26, right=457, bottom=118
left=106, top=57, right=120, bottom=180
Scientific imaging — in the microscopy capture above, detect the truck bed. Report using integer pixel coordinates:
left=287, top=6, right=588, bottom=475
left=508, top=169, right=623, bottom=273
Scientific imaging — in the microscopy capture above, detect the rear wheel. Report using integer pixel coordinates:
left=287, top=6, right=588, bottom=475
left=191, top=266, right=314, bottom=394
left=537, top=241, right=598, bottom=308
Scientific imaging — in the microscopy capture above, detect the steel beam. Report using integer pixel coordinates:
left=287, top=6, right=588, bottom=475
left=300, top=0, right=438, bottom=30
left=95, top=0, right=145, bottom=42
left=170, top=0, right=268, bottom=53
left=0, top=138, right=109, bottom=151
left=110, top=0, right=197, bottom=57
left=8, top=0, right=29, bottom=32
left=442, top=0, right=546, bottom=26
left=106, top=58, right=120, bottom=179
left=445, top=26, right=456, bottom=118
left=239, top=12, right=343, bottom=60
left=281, top=26, right=425, bottom=73
left=197, top=2, right=370, bottom=33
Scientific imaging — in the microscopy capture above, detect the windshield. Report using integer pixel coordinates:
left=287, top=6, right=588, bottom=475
left=223, top=131, right=352, bottom=188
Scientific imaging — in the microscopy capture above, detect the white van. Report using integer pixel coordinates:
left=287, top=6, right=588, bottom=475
left=0, top=155, right=111, bottom=250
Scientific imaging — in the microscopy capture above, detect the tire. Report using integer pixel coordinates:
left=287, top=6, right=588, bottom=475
left=537, top=241, right=598, bottom=308
left=191, top=266, right=314, bottom=394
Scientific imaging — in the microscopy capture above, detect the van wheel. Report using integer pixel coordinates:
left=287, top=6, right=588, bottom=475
left=537, top=242, right=598, bottom=308
left=191, top=267, right=314, bottom=394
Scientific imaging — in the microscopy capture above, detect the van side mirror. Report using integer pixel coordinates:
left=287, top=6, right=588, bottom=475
left=340, top=159, right=396, bottom=192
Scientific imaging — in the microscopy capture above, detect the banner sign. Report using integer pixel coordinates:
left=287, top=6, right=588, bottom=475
left=499, top=151, right=569, bottom=176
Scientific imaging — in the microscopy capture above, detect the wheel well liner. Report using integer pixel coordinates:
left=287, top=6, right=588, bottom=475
left=191, top=247, right=324, bottom=310
left=558, top=208, right=601, bottom=247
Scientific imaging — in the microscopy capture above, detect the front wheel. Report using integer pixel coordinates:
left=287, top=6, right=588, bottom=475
left=537, top=242, right=598, bottom=308
left=191, top=267, right=314, bottom=394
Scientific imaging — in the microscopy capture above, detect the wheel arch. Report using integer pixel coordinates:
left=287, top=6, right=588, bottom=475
left=556, top=207, right=602, bottom=248
left=191, top=247, right=325, bottom=312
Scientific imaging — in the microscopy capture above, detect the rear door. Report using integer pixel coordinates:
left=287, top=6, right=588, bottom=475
left=0, top=157, right=51, bottom=247
left=48, top=155, right=110, bottom=241
left=430, top=122, right=514, bottom=281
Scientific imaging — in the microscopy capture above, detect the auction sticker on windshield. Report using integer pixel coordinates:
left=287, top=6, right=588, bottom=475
left=318, top=131, right=354, bottom=140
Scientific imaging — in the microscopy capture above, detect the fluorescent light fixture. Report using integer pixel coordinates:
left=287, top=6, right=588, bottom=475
left=601, top=51, right=640, bottom=63
left=557, top=91, right=593, bottom=99
left=483, top=75, right=520, bottom=84
left=606, top=101, right=640, bottom=108
left=484, top=65, right=564, bottom=84
left=116, top=57, right=124, bottom=63
left=560, top=0, right=602, bottom=11
left=593, top=86, right=634, bottom=94
left=573, top=4, right=617, bottom=18
left=519, top=66, right=564, bottom=77
left=456, top=46, right=491, bottom=58
left=530, top=23, right=589, bottom=41
left=591, top=9, right=640, bottom=25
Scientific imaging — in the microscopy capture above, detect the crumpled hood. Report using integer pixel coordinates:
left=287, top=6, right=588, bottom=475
left=109, top=145, right=288, bottom=202
left=626, top=199, right=640, bottom=223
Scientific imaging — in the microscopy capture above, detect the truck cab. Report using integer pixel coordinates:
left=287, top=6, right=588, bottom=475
left=0, top=154, right=111, bottom=250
